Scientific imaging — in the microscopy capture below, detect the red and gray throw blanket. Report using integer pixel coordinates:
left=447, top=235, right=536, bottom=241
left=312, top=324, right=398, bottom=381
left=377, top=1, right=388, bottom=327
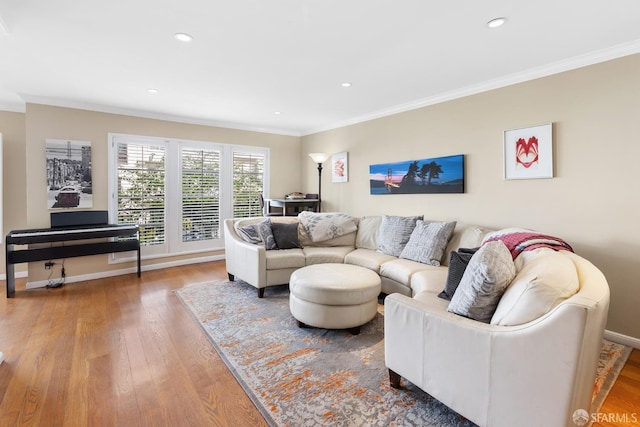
left=483, top=229, right=574, bottom=259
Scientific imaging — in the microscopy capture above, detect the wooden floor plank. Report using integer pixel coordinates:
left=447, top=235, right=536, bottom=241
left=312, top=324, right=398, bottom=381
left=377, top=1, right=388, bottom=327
left=0, top=260, right=636, bottom=426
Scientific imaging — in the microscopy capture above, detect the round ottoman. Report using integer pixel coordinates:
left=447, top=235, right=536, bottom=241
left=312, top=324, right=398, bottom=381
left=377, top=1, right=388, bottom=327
left=289, top=263, right=382, bottom=335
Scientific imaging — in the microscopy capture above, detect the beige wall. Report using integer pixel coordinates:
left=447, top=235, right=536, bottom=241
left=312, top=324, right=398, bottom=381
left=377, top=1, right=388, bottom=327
left=9, top=104, right=300, bottom=281
left=302, top=54, right=640, bottom=339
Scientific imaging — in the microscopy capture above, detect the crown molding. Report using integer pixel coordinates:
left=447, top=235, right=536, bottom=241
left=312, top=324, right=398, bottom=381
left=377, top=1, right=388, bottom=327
left=19, top=95, right=302, bottom=137
left=301, top=39, right=640, bottom=136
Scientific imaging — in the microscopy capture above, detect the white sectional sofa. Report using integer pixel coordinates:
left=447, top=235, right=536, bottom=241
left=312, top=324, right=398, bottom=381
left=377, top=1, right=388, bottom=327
left=223, top=214, right=492, bottom=298
left=223, top=213, right=611, bottom=426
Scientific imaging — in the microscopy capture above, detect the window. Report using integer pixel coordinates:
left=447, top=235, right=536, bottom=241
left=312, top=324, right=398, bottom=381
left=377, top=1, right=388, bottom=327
left=109, top=133, right=268, bottom=260
left=233, top=151, right=264, bottom=218
left=181, top=148, right=220, bottom=242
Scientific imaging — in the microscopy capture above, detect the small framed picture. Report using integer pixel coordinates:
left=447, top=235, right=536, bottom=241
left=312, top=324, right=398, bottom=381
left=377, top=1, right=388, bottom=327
left=504, top=123, right=553, bottom=180
left=332, top=152, right=348, bottom=183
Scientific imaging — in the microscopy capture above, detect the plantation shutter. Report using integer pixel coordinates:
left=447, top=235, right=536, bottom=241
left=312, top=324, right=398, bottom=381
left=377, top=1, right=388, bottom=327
left=232, top=151, right=265, bottom=218
left=116, top=142, right=166, bottom=246
left=181, top=148, right=221, bottom=241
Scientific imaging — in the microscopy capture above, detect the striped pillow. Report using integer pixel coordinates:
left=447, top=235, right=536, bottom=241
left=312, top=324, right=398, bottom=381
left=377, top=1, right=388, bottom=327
left=400, top=220, right=457, bottom=266
left=377, top=215, right=423, bottom=256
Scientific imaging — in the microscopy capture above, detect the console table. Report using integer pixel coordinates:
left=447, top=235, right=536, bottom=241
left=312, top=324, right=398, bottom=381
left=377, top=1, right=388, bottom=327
left=5, top=224, right=140, bottom=298
left=267, top=198, right=319, bottom=216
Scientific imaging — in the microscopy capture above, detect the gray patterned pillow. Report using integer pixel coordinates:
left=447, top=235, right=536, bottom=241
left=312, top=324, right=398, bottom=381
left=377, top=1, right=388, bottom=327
left=399, top=220, right=456, bottom=266
left=236, top=224, right=262, bottom=245
left=255, top=219, right=277, bottom=250
left=447, top=241, right=516, bottom=323
left=377, top=215, right=424, bottom=257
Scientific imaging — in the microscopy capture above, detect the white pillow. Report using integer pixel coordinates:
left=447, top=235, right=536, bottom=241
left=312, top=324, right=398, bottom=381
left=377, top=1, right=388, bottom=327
left=491, top=249, right=579, bottom=326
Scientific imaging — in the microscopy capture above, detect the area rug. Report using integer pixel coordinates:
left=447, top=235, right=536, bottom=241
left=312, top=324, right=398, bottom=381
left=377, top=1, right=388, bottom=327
left=176, top=280, right=632, bottom=426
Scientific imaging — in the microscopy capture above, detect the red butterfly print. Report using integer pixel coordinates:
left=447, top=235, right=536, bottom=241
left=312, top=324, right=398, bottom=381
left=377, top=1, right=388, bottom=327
left=515, top=136, right=539, bottom=168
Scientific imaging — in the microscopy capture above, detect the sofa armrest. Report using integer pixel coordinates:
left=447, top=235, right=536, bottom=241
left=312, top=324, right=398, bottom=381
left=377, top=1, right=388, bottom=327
left=384, top=290, right=606, bottom=427
left=223, top=219, right=267, bottom=286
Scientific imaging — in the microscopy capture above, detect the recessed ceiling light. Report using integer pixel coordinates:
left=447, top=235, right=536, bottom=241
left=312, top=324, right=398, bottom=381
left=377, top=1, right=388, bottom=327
left=487, top=17, right=507, bottom=29
left=274, top=111, right=281, bottom=115
left=147, top=88, right=159, bottom=94
left=174, top=33, right=193, bottom=42
left=341, top=82, right=352, bottom=87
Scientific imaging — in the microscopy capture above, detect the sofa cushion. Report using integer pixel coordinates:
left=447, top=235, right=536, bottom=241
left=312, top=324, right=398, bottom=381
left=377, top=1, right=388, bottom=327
left=377, top=215, right=423, bottom=256
left=265, top=248, right=306, bottom=270
left=271, top=222, right=301, bottom=249
left=344, top=248, right=396, bottom=274
left=410, top=267, right=449, bottom=295
left=356, top=216, right=382, bottom=250
left=399, top=220, right=456, bottom=266
left=380, top=258, right=435, bottom=287
left=447, top=241, right=516, bottom=323
left=256, top=219, right=278, bottom=250
left=491, top=248, right=579, bottom=326
left=303, top=246, right=355, bottom=265
left=438, top=247, right=479, bottom=301
left=442, top=223, right=493, bottom=266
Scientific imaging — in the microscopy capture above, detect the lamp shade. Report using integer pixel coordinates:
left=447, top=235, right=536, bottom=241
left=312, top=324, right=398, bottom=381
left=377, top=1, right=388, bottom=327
left=308, top=152, right=330, bottom=163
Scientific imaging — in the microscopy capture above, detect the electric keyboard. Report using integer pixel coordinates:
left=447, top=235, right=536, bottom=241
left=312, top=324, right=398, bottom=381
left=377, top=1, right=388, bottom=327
left=5, top=221, right=141, bottom=298
left=7, top=224, right=138, bottom=245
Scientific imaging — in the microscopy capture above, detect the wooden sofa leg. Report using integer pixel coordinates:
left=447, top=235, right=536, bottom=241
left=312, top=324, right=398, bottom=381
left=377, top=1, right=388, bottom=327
left=389, top=369, right=401, bottom=389
left=227, top=273, right=234, bottom=281
left=258, top=288, right=265, bottom=298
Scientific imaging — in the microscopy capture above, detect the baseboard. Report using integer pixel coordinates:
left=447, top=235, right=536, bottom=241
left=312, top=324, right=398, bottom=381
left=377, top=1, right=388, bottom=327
left=604, top=330, right=640, bottom=349
left=24, top=254, right=224, bottom=289
left=0, top=270, right=28, bottom=281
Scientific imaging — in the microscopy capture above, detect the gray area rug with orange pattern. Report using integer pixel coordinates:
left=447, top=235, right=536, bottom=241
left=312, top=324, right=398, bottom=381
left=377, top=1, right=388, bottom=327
left=176, top=280, right=631, bottom=426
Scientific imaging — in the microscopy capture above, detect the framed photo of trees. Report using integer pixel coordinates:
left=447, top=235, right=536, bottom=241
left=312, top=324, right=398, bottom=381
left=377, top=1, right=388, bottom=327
left=46, top=139, right=93, bottom=209
left=369, top=154, right=464, bottom=194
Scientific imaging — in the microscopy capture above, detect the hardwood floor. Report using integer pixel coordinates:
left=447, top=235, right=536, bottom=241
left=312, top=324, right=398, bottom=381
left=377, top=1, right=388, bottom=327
left=0, top=262, right=267, bottom=427
left=0, top=260, right=638, bottom=426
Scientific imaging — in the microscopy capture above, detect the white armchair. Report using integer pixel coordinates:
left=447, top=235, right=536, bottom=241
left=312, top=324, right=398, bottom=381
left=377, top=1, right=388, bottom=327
left=384, top=251, right=610, bottom=427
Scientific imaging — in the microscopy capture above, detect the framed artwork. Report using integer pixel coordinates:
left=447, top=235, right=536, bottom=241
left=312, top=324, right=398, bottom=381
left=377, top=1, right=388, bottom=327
left=504, top=123, right=553, bottom=180
left=369, top=154, right=464, bottom=194
left=332, top=151, right=348, bottom=183
left=46, top=139, right=93, bottom=209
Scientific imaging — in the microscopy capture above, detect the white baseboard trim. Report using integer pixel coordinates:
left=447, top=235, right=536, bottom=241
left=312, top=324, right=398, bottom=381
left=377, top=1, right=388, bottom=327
left=604, top=329, right=640, bottom=349
left=25, top=254, right=224, bottom=289
left=0, top=270, right=28, bottom=281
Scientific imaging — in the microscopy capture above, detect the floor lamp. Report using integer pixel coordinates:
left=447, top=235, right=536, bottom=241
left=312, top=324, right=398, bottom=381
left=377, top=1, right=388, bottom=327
left=308, top=152, right=329, bottom=212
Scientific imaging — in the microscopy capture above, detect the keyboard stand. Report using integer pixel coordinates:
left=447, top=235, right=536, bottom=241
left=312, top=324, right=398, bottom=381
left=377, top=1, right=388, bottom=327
left=5, top=224, right=140, bottom=298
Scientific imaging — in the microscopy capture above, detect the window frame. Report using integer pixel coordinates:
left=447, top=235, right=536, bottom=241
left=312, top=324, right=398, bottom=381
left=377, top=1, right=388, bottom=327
left=108, top=132, right=269, bottom=262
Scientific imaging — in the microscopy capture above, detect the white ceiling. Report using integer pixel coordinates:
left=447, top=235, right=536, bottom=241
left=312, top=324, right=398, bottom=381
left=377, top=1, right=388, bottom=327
left=1, top=1, right=640, bottom=136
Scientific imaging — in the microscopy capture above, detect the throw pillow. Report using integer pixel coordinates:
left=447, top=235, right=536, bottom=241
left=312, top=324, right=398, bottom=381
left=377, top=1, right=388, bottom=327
left=490, top=249, right=579, bottom=326
left=236, top=224, right=262, bottom=245
left=399, top=220, right=457, bottom=266
left=256, top=219, right=277, bottom=250
left=447, top=241, right=516, bottom=323
left=271, top=222, right=301, bottom=249
left=377, top=215, right=424, bottom=257
left=438, top=247, right=479, bottom=300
